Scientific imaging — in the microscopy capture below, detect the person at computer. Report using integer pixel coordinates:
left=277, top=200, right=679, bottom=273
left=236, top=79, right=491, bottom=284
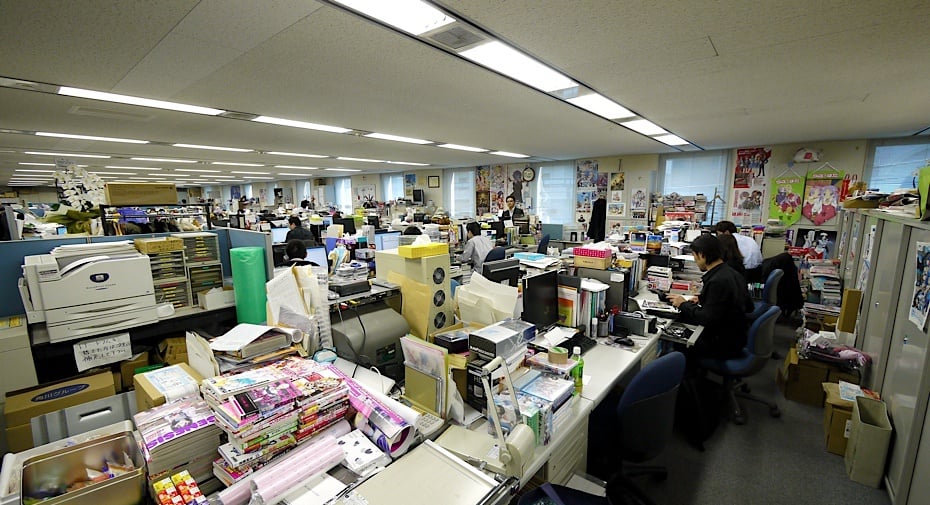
left=500, top=195, right=524, bottom=221
left=284, top=239, right=319, bottom=266
left=285, top=216, right=313, bottom=243
left=714, top=220, right=763, bottom=282
left=459, top=221, right=494, bottom=273
left=667, top=234, right=754, bottom=360
left=717, top=233, right=747, bottom=280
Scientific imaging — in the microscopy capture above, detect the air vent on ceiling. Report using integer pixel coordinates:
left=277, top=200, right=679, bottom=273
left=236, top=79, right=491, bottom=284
left=68, top=106, right=154, bottom=122
left=219, top=111, right=258, bottom=121
left=427, top=25, right=486, bottom=50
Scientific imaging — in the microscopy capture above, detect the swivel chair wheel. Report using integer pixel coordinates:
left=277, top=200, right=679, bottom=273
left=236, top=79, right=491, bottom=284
left=769, top=406, right=781, bottom=418
left=738, top=383, right=751, bottom=393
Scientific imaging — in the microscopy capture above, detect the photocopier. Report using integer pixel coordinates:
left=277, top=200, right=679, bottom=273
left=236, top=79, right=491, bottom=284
left=19, top=242, right=158, bottom=343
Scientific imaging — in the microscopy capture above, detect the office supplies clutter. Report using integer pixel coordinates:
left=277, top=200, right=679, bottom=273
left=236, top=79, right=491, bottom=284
left=209, top=324, right=301, bottom=360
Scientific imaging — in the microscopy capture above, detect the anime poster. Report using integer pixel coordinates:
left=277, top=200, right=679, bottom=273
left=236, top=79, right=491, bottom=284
left=506, top=166, right=527, bottom=203
left=230, top=185, right=241, bottom=201
left=608, top=202, right=625, bottom=217
left=731, top=185, right=766, bottom=225
left=595, top=172, right=609, bottom=193
left=857, top=224, right=877, bottom=291
left=576, top=160, right=598, bottom=187
left=489, top=165, right=506, bottom=212
left=404, top=173, right=417, bottom=199
left=802, top=168, right=844, bottom=226
left=576, top=190, right=597, bottom=212
left=475, top=166, right=490, bottom=192
left=793, top=229, right=837, bottom=260
left=909, top=241, right=930, bottom=328
left=355, top=184, right=375, bottom=206
left=610, top=189, right=624, bottom=203
left=631, top=188, right=647, bottom=210
left=610, top=172, right=625, bottom=191
left=258, top=188, right=268, bottom=206
left=769, top=174, right=805, bottom=226
left=734, top=147, right=771, bottom=188
left=476, top=191, right=490, bottom=216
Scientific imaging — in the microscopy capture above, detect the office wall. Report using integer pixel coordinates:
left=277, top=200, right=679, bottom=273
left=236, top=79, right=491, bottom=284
left=350, top=174, right=382, bottom=208
left=415, top=168, right=444, bottom=209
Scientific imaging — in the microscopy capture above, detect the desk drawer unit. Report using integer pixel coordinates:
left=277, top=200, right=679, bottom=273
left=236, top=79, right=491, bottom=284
left=539, top=415, right=588, bottom=485
left=154, top=278, right=192, bottom=308
left=187, top=263, right=223, bottom=296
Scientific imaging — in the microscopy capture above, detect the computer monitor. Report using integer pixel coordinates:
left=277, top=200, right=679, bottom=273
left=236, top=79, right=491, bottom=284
left=522, top=270, right=559, bottom=330
left=488, top=221, right=505, bottom=241
left=513, top=218, right=530, bottom=235
left=305, top=246, right=328, bottom=267
left=481, top=258, right=520, bottom=287
left=270, top=227, right=289, bottom=244
left=336, top=217, right=357, bottom=235
left=412, top=189, right=425, bottom=205
left=374, top=231, right=401, bottom=250
left=644, top=253, right=671, bottom=269
left=413, top=213, right=427, bottom=223
left=272, top=243, right=288, bottom=267
left=366, top=215, right=380, bottom=228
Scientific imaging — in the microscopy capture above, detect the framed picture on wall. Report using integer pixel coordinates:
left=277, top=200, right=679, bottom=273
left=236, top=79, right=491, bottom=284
left=428, top=175, right=440, bottom=188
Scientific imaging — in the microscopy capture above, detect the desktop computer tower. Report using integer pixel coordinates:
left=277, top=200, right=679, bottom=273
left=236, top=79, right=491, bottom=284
left=375, top=250, right=453, bottom=337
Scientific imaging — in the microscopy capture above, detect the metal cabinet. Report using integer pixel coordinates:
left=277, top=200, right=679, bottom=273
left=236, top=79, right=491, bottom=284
left=840, top=210, right=868, bottom=289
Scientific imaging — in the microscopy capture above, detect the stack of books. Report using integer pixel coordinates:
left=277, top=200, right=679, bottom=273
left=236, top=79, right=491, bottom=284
left=203, top=357, right=350, bottom=486
left=134, top=397, right=223, bottom=496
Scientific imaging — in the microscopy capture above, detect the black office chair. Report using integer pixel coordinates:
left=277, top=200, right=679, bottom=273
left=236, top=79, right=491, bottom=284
left=484, top=246, right=506, bottom=262
left=748, top=268, right=784, bottom=320
left=536, top=233, right=550, bottom=254
left=699, top=305, right=782, bottom=425
left=521, top=352, right=686, bottom=505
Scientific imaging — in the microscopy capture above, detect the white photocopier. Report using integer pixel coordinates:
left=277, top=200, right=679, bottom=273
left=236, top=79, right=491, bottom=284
left=19, top=242, right=158, bottom=343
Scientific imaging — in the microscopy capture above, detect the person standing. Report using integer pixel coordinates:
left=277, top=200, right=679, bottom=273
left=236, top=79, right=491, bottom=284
left=501, top=195, right=525, bottom=221
left=459, top=221, right=495, bottom=273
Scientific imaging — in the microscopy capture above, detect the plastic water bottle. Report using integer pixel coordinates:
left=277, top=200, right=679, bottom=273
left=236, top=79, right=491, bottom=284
left=570, top=346, right=584, bottom=396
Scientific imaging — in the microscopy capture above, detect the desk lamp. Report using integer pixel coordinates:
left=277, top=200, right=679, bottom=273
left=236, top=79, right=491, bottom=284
left=436, top=356, right=536, bottom=477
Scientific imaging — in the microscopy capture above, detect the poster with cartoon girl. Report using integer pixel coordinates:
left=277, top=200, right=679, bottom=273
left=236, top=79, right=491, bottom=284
left=631, top=188, right=647, bottom=210
left=769, top=175, right=805, bottom=226
left=802, top=168, right=844, bottom=226
left=576, top=190, right=597, bottom=212
left=576, top=160, right=598, bottom=187
left=734, top=147, right=772, bottom=188
left=489, top=165, right=506, bottom=212
left=909, top=242, right=930, bottom=329
left=475, top=166, right=490, bottom=192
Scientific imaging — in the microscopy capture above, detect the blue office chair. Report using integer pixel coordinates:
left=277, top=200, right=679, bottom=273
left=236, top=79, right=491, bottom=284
left=747, top=268, right=783, bottom=321
left=699, top=305, right=782, bottom=425
left=484, top=246, right=506, bottom=262
left=536, top=234, right=550, bottom=254
left=520, top=352, right=686, bottom=505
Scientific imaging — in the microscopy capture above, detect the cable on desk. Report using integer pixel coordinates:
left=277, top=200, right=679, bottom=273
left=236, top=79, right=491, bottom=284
left=351, top=302, right=370, bottom=379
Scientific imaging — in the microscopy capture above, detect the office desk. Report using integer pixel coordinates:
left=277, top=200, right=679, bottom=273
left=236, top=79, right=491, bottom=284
left=580, top=336, right=660, bottom=405
left=630, top=288, right=704, bottom=347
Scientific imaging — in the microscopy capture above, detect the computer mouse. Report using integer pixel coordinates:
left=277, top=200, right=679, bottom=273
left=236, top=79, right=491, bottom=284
left=613, top=335, right=635, bottom=347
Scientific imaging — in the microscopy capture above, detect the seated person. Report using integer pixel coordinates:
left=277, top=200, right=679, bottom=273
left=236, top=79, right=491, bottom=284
left=500, top=195, right=525, bottom=221
left=458, top=221, right=494, bottom=273
left=285, top=216, right=314, bottom=242
left=667, top=234, right=754, bottom=360
left=714, top=220, right=763, bottom=282
left=716, top=233, right=747, bottom=280
left=284, top=239, right=319, bottom=266
left=402, top=225, right=422, bottom=235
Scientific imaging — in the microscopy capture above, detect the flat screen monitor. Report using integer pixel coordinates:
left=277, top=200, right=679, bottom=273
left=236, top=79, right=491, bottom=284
left=374, top=231, right=401, bottom=250
left=522, top=270, right=559, bottom=330
left=513, top=218, right=530, bottom=235
left=336, top=217, right=357, bottom=235
left=482, top=258, right=520, bottom=287
left=270, top=227, right=289, bottom=244
left=366, top=216, right=380, bottom=228
left=413, top=213, right=427, bottom=223
left=272, top=243, right=288, bottom=267
left=644, top=253, right=671, bottom=269
left=305, top=246, right=328, bottom=267
left=489, top=221, right=505, bottom=241
left=320, top=215, right=333, bottom=227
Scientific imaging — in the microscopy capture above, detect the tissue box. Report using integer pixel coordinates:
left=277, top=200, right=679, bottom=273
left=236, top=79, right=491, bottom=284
left=398, top=242, right=449, bottom=258
left=197, top=287, right=236, bottom=310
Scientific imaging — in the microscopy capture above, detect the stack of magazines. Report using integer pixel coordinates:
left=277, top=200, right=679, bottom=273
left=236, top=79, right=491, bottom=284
left=201, top=357, right=350, bottom=485
left=134, top=397, right=224, bottom=496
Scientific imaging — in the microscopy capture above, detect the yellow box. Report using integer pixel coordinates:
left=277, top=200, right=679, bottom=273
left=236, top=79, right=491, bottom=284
left=398, top=242, right=449, bottom=258
left=823, top=382, right=855, bottom=455
left=105, top=182, right=177, bottom=206
left=573, top=255, right=612, bottom=270
left=134, top=236, right=184, bottom=254
left=119, top=351, right=150, bottom=390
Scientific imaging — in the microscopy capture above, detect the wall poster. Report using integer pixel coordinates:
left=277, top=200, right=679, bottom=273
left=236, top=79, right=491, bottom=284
left=575, top=160, right=599, bottom=230
left=734, top=147, right=772, bottom=188
left=802, top=167, right=844, bottom=226
left=490, top=165, right=506, bottom=213
left=355, top=184, right=376, bottom=207
left=909, top=241, right=930, bottom=329
left=404, top=173, right=417, bottom=199
left=769, top=173, right=805, bottom=226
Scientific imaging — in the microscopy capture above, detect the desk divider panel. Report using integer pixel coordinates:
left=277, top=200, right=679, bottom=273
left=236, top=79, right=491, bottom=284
left=226, top=227, right=273, bottom=281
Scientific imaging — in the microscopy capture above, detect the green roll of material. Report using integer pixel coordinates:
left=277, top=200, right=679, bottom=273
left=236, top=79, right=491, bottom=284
left=230, top=246, right=267, bottom=324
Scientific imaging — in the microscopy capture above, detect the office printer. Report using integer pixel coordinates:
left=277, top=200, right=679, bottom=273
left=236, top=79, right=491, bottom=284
left=19, top=250, right=158, bottom=343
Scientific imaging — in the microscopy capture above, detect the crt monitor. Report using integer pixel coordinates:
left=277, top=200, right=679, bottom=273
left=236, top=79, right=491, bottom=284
left=513, top=218, right=530, bottom=235
left=270, top=226, right=289, bottom=244
left=482, top=258, right=520, bottom=287
left=366, top=215, right=380, bottom=228
left=336, top=217, right=357, bottom=235
left=488, top=221, right=505, bottom=241
left=412, top=188, right=425, bottom=205
left=522, top=270, right=559, bottom=330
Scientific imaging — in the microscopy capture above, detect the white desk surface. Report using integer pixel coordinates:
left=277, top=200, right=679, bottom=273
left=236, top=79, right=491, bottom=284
left=580, top=336, right=660, bottom=406
left=630, top=287, right=704, bottom=347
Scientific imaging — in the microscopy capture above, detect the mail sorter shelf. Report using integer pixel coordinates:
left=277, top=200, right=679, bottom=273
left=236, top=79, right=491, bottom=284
left=147, top=250, right=187, bottom=281
left=171, top=231, right=221, bottom=263
left=187, top=262, right=223, bottom=295
left=154, top=278, right=193, bottom=308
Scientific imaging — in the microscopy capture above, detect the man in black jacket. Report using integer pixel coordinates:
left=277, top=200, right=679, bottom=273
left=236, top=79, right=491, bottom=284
left=667, top=234, right=754, bottom=360
left=285, top=216, right=314, bottom=243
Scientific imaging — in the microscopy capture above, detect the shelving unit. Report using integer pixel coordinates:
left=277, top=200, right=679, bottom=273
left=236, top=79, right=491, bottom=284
left=99, top=204, right=212, bottom=236
left=148, top=250, right=192, bottom=308
left=172, top=232, right=223, bottom=299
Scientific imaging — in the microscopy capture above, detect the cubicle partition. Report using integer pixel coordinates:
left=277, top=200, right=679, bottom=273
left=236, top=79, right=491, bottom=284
left=225, top=227, right=274, bottom=281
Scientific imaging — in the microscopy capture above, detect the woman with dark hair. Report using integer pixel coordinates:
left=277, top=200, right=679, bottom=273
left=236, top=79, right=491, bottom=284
left=717, top=233, right=746, bottom=279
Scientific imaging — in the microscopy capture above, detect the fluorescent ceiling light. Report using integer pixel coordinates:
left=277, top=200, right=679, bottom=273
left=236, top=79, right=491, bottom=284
left=90, top=171, right=132, bottom=175
left=566, top=94, right=634, bottom=120
left=15, top=169, right=55, bottom=173
left=170, top=174, right=191, bottom=177
left=334, top=0, right=455, bottom=35
left=274, top=165, right=318, bottom=170
left=244, top=176, right=273, bottom=180
left=325, top=168, right=361, bottom=172
left=105, top=166, right=162, bottom=170
left=437, top=143, right=488, bottom=152
left=172, top=143, right=253, bottom=152
left=175, top=168, right=218, bottom=173
left=131, top=157, right=198, bottom=163
left=25, top=151, right=110, bottom=158
left=490, top=151, right=529, bottom=158
left=266, top=151, right=327, bottom=158
left=128, top=177, right=156, bottom=181
left=18, top=162, right=55, bottom=166
left=621, top=119, right=667, bottom=136
left=58, top=86, right=224, bottom=116
left=386, top=161, right=429, bottom=166
left=460, top=41, right=576, bottom=92
left=36, top=131, right=148, bottom=144
left=654, top=134, right=689, bottom=146
left=231, top=171, right=268, bottom=175
left=212, top=162, right=264, bottom=167
left=364, top=132, right=432, bottom=144
left=252, top=116, right=350, bottom=134
left=275, top=173, right=307, bottom=177
left=212, top=175, right=236, bottom=178
left=337, top=157, right=382, bottom=163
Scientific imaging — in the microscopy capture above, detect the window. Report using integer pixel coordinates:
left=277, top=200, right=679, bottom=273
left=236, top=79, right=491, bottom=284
left=866, top=138, right=930, bottom=193
left=535, top=162, right=574, bottom=225
left=381, top=173, right=404, bottom=201
left=334, top=177, right=353, bottom=214
left=443, top=168, right=476, bottom=219
left=659, top=150, right=729, bottom=224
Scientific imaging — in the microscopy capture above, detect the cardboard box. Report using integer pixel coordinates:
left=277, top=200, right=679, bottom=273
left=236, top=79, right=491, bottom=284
left=4, top=371, right=116, bottom=452
left=105, top=182, right=177, bottom=205
left=157, top=336, right=188, bottom=365
left=573, top=255, right=612, bottom=270
left=197, top=286, right=236, bottom=310
left=845, top=396, right=892, bottom=487
left=837, top=289, right=862, bottom=333
left=119, top=351, right=150, bottom=390
left=133, top=363, right=203, bottom=412
left=134, top=236, right=184, bottom=254
left=823, top=382, right=855, bottom=455
left=397, top=242, right=449, bottom=258
left=775, top=347, right=861, bottom=406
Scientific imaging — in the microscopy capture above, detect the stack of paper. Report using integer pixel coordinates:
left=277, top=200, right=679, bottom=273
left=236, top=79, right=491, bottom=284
left=456, top=272, right=519, bottom=325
